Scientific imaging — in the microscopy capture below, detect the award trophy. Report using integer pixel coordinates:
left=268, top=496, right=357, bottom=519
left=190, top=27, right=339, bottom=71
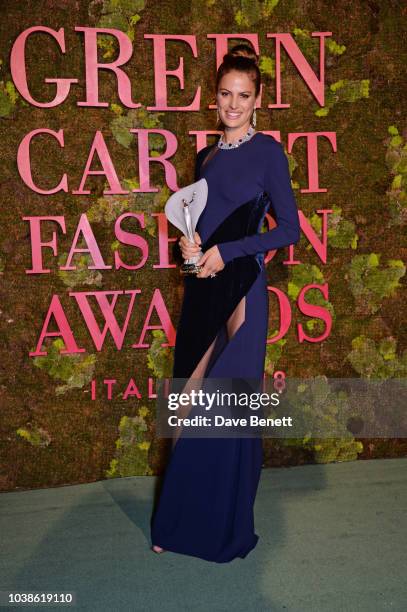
left=164, top=178, right=208, bottom=275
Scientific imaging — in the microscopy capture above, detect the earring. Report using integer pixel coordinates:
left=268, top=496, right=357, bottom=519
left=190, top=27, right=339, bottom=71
left=216, top=107, right=220, bottom=124
left=251, top=108, right=257, bottom=128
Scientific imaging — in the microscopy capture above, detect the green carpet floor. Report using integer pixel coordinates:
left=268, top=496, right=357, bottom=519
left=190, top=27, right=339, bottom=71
left=1, top=457, right=406, bottom=611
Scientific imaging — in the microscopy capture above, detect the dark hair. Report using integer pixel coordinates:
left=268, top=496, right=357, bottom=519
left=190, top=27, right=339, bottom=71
left=215, top=44, right=261, bottom=129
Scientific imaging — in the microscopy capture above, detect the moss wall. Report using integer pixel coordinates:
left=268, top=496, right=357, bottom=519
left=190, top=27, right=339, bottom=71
left=0, top=0, right=405, bottom=491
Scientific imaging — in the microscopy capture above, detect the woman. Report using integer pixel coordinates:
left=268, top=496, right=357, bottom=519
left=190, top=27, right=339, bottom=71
left=150, top=44, right=300, bottom=562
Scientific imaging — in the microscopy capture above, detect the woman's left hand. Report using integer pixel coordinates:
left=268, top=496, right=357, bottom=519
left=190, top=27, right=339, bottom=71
left=196, top=245, right=225, bottom=278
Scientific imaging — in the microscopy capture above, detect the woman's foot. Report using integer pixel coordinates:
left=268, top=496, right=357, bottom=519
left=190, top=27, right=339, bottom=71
left=151, top=545, right=166, bottom=554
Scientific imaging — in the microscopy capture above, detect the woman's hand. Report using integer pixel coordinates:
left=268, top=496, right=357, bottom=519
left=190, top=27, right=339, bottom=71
left=179, top=232, right=225, bottom=278
left=179, top=231, right=202, bottom=260
left=196, top=245, right=225, bottom=278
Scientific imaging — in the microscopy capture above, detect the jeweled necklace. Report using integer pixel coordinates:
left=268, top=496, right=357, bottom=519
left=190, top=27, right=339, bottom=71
left=217, top=125, right=256, bottom=149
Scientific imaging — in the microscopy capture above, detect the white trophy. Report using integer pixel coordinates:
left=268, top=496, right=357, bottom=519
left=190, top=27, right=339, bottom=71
left=164, top=178, right=208, bottom=275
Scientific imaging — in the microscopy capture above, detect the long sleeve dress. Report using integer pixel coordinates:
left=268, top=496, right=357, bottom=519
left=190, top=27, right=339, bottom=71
left=150, top=132, right=301, bottom=563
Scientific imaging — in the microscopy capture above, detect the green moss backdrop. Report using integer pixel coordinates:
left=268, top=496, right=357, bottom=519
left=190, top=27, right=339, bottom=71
left=0, top=0, right=406, bottom=491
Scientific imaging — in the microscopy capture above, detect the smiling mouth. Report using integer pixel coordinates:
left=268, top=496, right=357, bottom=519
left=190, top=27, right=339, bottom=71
left=225, top=112, right=241, bottom=118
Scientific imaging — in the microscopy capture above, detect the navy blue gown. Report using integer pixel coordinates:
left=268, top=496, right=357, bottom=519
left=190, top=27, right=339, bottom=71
left=151, top=132, right=300, bottom=563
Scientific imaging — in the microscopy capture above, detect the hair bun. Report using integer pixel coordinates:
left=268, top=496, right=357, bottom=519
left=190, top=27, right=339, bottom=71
left=225, top=44, right=259, bottom=67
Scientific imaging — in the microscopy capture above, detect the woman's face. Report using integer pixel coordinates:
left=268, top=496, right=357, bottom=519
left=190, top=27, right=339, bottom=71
left=216, top=70, right=258, bottom=133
